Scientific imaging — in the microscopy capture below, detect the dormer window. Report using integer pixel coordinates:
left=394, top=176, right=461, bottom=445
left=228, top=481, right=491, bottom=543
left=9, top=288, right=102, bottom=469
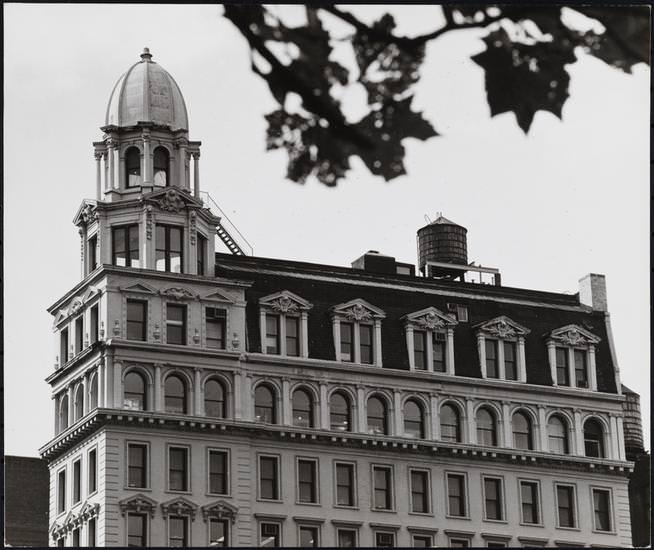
left=547, top=325, right=600, bottom=390
left=259, top=291, right=312, bottom=358
left=332, top=299, right=385, bottom=366
left=475, top=316, right=529, bottom=382
left=125, top=147, right=142, bottom=187
left=402, top=307, right=457, bottom=374
left=153, top=147, right=169, bottom=187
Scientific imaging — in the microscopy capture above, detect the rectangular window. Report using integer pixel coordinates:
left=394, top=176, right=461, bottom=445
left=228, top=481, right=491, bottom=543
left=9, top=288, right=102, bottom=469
left=265, top=314, right=280, bottom=354
left=90, top=304, right=99, bottom=345
left=260, top=522, right=280, bottom=547
left=166, top=304, right=186, bottom=345
left=285, top=316, right=300, bottom=357
left=259, top=456, right=279, bottom=500
left=127, top=513, right=147, bottom=547
left=57, top=469, right=66, bottom=514
left=485, top=339, right=499, bottom=378
left=60, top=327, right=69, bottom=364
left=449, top=538, right=470, bottom=548
left=168, top=447, right=188, bottom=492
left=299, top=526, right=319, bottom=547
left=88, top=518, right=96, bottom=547
left=337, top=529, right=357, bottom=547
left=75, top=316, right=84, bottom=354
left=556, top=347, right=569, bottom=386
left=487, top=543, right=508, bottom=549
left=155, top=225, right=183, bottom=273
left=410, top=470, right=430, bottom=513
left=209, top=518, right=229, bottom=547
left=556, top=484, right=576, bottom=528
left=168, top=515, right=188, bottom=547
left=298, top=459, right=318, bottom=503
left=447, top=473, right=466, bottom=517
left=484, top=477, right=503, bottom=521
left=126, top=300, right=147, bottom=341
left=574, top=350, right=588, bottom=388
left=72, top=528, right=80, bottom=547
left=414, top=330, right=427, bottom=370
left=88, top=448, right=97, bottom=494
left=433, top=332, right=446, bottom=372
left=73, top=459, right=81, bottom=504
left=360, top=324, right=373, bottom=364
left=112, top=225, right=140, bottom=268
left=375, top=532, right=395, bottom=548
left=504, top=341, right=517, bottom=380
left=340, top=322, right=354, bottom=362
left=412, top=535, right=433, bottom=547
left=128, top=443, right=148, bottom=489
left=520, top=481, right=539, bottom=524
left=209, top=450, right=228, bottom=495
left=335, top=463, right=355, bottom=507
left=372, top=466, right=393, bottom=510
left=88, top=235, right=98, bottom=271
left=593, top=489, right=612, bottom=531
left=206, top=307, right=226, bottom=349
left=197, top=233, right=207, bottom=276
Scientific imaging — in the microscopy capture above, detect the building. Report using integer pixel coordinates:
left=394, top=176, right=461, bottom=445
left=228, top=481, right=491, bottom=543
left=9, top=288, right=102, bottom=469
left=4, top=456, right=50, bottom=547
left=40, top=49, right=640, bottom=548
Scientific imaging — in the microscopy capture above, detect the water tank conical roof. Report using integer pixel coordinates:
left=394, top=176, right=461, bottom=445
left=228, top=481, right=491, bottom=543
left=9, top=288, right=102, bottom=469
left=105, top=48, right=189, bottom=131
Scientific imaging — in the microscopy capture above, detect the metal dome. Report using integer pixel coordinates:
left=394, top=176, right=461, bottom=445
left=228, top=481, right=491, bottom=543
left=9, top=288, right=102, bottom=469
left=105, top=48, right=189, bottom=131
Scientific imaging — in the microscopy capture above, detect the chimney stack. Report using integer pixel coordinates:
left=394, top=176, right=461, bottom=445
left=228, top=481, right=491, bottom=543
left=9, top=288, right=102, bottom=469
left=579, top=273, right=607, bottom=311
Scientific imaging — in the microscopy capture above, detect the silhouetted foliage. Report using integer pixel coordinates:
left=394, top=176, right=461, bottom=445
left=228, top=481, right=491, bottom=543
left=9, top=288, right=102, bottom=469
left=224, top=4, right=649, bottom=186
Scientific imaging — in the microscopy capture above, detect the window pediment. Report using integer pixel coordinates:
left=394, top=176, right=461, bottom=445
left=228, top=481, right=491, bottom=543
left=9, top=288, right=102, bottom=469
left=118, top=493, right=158, bottom=517
left=77, top=500, right=100, bottom=521
left=201, top=499, right=239, bottom=523
left=202, top=289, right=236, bottom=303
left=161, top=496, right=198, bottom=520
left=146, top=187, right=203, bottom=214
left=73, top=200, right=99, bottom=226
left=475, top=316, right=529, bottom=338
left=121, top=282, right=158, bottom=295
left=403, top=307, right=457, bottom=330
left=332, top=299, right=385, bottom=321
left=159, top=286, right=198, bottom=301
left=260, top=290, right=312, bottom=313
left=548, top=324, right=600, bottom=346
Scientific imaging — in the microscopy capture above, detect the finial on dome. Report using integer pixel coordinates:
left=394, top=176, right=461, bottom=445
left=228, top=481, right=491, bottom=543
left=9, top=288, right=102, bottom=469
left=140, top=47, right=152, bottom=61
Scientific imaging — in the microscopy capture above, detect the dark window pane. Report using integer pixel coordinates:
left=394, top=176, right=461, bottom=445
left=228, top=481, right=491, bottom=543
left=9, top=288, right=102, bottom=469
left=57, top=470, right=66, bottom=513
left=126, top=300, right=147, bottom=341
left=124, top=371, right=146, bottom=410
left=574, top=350, right=588, bottom=388
left=485, top=339, right=498, bottom=378
left=113, top=227, right=126, bottom=266
left=88, top=449, right=97, bottom=493
left=521, top=482, right=539, bottom=524
left=73, top=461, right=81, bottom=503
left=548, top=416, right=569, bottom=454
left=197, top=233, right=207, bottom=276
left=373, top=467, right=392, bottom=510
left=412, top=536, right=432, bottom=547
left=166, top=305, right=186, bottom=345
left=209, top=519, right=228, bottom=547
left=127, top=513, right=147, bottom=547
left=206, top=307, right=226, bottom=349
left=330, top=393, right=351, bottom=432
left=265, top=314, right=280, bottom=354
left=169, top=448, right=188, bottom=491
left=557, top=485, right=575, bottom=527
left=367, top=397, right=387, bottom=435
left=165, top=375, right=187, bottom=414
left=411, top=470, right=429, bottom=513
left=360, top=324, right=373, bottom=364
left=584, top=419, right=604, bottom=458
left=169, top=516, right=188, bottom=547
left=484, top=478, right=503, bottom=520
left=128, top=444, right=147, bottom=488
left=513, top=412, right=532, bottom=450
left=205, top=379, right=225, bottom=418
left=153, top=147, right=169, bottom=187
left=477, top=408, right=497, bottom=446
left=404, top=400, right=424, bottom=438
left=88, top=518, right=96, bottom=547
left=292, top=389, right=313, bottom=428
left=156, top=225, right=183, bottom=273
left=90, top=305, right=99, bottom=344
left=209, top=451, right=227, bottom=494
left=255, top=385, right=276, bottom=424
left=375, top=532, right=395, bottom=548
left=286, top=316, right=299, bottom=357
left=414, top=331, right=426, bottom=370
left=336, top=463, right=354, bottom=506
left=299, top=527, right=318, bottom=547
left=260, top=523, right=280, bottom=547
left=126, top=147, right=142, bottom=187
left=338, top=530, right=357, bottom=548
left=440, top=404, right=461, bottom=442
left=448, top=474, right=466, bottom=517
left=128, top=226, right=140, bottom=267
left=298, top=460, right=317, bottom=503
left=504, top=341, right=517, bottom=380
left=340, top=322, right=353, bottom=362
left=260, top=456, right=278, bottom=500
left=593, top=490, right=611, bottom=531
left=433, top=332, right=446, bottom=372
left=556, top=347, right=569, bottom=385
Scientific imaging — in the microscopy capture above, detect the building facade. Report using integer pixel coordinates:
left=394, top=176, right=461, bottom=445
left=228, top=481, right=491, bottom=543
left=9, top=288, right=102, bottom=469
left=41, top=49, right=638, bottom=548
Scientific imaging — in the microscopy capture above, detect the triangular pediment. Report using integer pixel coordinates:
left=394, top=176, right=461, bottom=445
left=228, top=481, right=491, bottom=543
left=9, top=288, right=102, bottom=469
left=474, top=315, right=530, bottom=337
left=202, top=289, right=236, bottom=303
left=49, top=522, right=61, bottom=536
left=402, top=306, right=457, bottom=329
left=548, top=324, right=600, bottom=346
left=333, top=298, right=385, bottom=321
left=121, top=282, right=158, bottom=294
left=144, top=187, right=204, bottom=213
left=73, top=200, right=99, bottom=226
left=161, top=496, right=198, bottom=519
left=81, top=285, right=100, bottom=303
left=54, top=308, right=68, bottom=327
left=118, top=493, right=158, bottom=517
left=201, top=499, right=239, bottom=522
left=260, top=290, right=312, bottom=313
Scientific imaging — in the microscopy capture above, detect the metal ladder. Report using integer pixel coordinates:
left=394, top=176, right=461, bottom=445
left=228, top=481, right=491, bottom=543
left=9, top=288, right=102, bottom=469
left=200, top=191, right=253, bottom=256
left=216, top=222, right=245, bottom=255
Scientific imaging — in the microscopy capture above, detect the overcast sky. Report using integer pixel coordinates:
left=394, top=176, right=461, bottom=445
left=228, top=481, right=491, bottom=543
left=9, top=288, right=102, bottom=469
left=4, top=4, right=649, bottom=456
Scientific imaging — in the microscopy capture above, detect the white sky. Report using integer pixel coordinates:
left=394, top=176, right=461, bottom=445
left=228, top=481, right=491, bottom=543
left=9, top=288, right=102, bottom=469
left=4, top=4, right=650, bottom=456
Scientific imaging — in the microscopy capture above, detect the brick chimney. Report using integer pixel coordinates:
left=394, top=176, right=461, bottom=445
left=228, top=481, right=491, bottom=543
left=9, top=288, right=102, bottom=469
left=578, top=273, right=608, bottom=311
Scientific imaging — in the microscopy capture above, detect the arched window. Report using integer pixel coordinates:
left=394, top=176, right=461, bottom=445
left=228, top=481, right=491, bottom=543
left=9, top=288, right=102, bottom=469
left=367, top=396, right=388, bottom=435
left=548, top=415, right=569, bottom=454
left=292, top=388, right=314, bottom=428
left=476, top=407, right=497, bottom=447
left=254, top=384, right=276, bottom=424
left=125, top=147, right=142, bottom=187
left=164, top=374, right=187, bottom=414
left=584, top=418, right=605, bottom=458
left=124, top=371, right=147, bottom=411
left=440, top=404, right=461, bottom=443
left=204, top=378, right=226, bottom=418
left=403, top=399, right=424, bottom=438
left=153, top=147, right=169, bottom=187
left=59, top=394, right=69, bottom=433
left=88, top=375, right=98, bottom=411
left=74, top=385, right=84, bottom=422
left=329, top=392, right=351, bottom=432
left=512, top=411, right=533, bottom=450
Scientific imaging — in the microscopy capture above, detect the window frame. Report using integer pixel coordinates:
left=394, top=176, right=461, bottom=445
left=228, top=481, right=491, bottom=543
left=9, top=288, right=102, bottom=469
left=371, top=464, right=395, bottom=512
left=411, top=533, right=434, bottom=547
left=329, top=391, right=353, bottom=432
left=207, top=448, right=230, bottom=497
left=590, top=486, right=614, bottom=533
left=403, top=398, right=425, bottom=439
left=126, top=299, right=148, bottom=342
left=476, top=406, right=499, bottom=447
left=167, top=514, right=190, bottom=547
left=112, top=224, right=140, bottom=268
left=440, top=402, right=463, bottom=443
left=333, top=460, right=357, bottom=509
left=583, top=417, right=607, bottom=458
left=475, top=316, right=529, bottom=382
left=204, top=376, right=227, bottom=419
left=72, top=457, right=82, bottom=505
left=367, top=394, right=390, bottom=436
left=165, top=303, right=187, bottom=346
left=296, top=457, right=320, bottom=505
left=482, top=475, right=506, bottom=523
left=88, top=446, right=98, bottom=496
left=291, top=387, right=315, bottom=429
left=75, top=316, right=84, bottom=355
left=297, top=523, right=321, bottom=548
left=167, top=445, right=191, bottom=494
left=335, top=527, right=359, bottom=547
left=259, top=291, right=313, bottom=358
left=332, top=299, right=385, bottom=367
left=408, top=467, right=432, bottom=515
left=125, top=146, right=142, bottom=188
left=258, top=453, right=281, bottom=502
left=57, top=467, right=66, bottom=516
left=554, top=482, right=578, bottom=530
left=123, top=368, right=149, bottom=411
left=547, top=325, right=600, bottom=391
left=403, top=307, right=457, bottom=374
left=163, top=372, right=189, bottom=415
left=374, top=530, right=397, bottom=548
left=518, top=478, right=542, bottom=526
left=155, top=224, right=184, bottom=273
left=126, top=511, right=149, bottom=547
left=196, top=232, right=207, bottom=276
left=254, top=383, right=278, bottom=425
left=208, top=517, right=230, bottom=547
left=87, top=517, right=96, bottom=547
left=126, top=441, right=150, bottom=490
left=547, top=414, right=570, bottom=455
left=88, top=233, right=98, bottom=272
left=445, top=471, right=469, bottom=519
left=205, top=306, right=227, bottom=350
left=512, top=410, right=534, bottom=451
left=259, top=520, right=283, bottom=547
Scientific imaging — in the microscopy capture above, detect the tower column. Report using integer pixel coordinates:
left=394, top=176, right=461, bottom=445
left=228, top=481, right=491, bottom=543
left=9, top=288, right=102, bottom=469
left=108, top=141, right=115, bottom=190
left=95, top=153, right=102, bottom=200
left=142, top=130, right=152, bottom=186
left=193, top=152, right=200, bottom=198
left=178, top=143, right=187, bottom=189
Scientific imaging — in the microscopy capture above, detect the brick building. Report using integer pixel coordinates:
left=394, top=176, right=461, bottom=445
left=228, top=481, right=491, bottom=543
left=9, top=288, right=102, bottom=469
left=40, top=49, right=644, bottom=548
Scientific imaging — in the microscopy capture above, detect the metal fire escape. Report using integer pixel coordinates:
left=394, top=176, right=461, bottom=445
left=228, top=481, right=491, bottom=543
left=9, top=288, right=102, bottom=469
left=200, top=191, right=253, bottom=256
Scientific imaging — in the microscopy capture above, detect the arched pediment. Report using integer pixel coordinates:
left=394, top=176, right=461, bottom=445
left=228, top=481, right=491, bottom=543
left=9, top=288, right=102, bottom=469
left=260, top=290, right=313, bottom=313
left=119, top=493, right=158, bottom=517
left=402, top=306, right=457, bottom=329
left=332, top=298, right=385, bottom=321
left=161, top=496, right=198, bottom=520
left=548, top=324, right=600, bottom=346
left=474, top=315, right=529, bottom=338
left=201, top=499, right=239, bottom=522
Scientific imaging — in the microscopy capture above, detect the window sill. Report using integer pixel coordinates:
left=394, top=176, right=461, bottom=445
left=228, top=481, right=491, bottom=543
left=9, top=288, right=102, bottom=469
left=371, top=508, right=396, bottom=513
left=445, top=514, right=471, bottom=521
left=519, top=522, right=544, bottom=528
left=206, top=492, right=232, bottom=498
left=256, top=498, right=283, bottom=504
left=408, top=511, right=434, bottom=517
left=482, top=518, right=508, bottom=524
left=591, top=530, right=617, bottom=536
left=125, top=486, right=151, bottom=492
left=165, top=489, right=192, bottom=495
left=295, top=501, right=322, bottom=506
left=555, top=525, right=581, bottom=532
left=333, top=505, right=359, bottom=511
